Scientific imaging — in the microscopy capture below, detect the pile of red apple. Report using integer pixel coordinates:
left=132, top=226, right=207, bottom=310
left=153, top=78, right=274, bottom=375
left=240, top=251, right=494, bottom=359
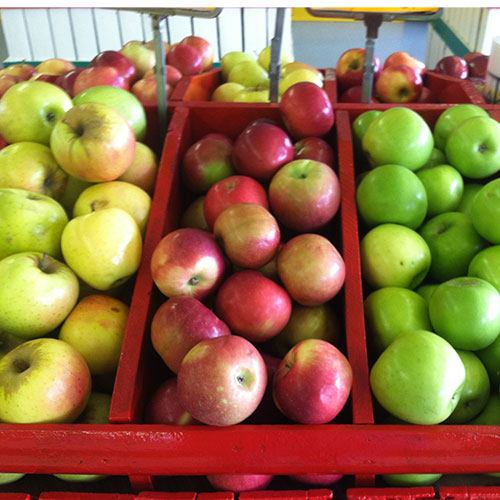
left=434, top=51, right=489, bottom=92
left=351, top=102, right=500, bottom=485
left=144, top=83, right=352, bottom=438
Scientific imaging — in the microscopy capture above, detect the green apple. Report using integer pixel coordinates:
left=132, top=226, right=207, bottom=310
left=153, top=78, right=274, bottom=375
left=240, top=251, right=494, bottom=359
left=362, top=107, right=434, bottom=171
left=59, top=294, right=129, bottom=376
left=0, top=337, right=91, bottom=423
left=0, top=141, right=68, bottom=200
left=233, top=87, right=271, bottom=103
left=180, top=195, right=210, bottom=232
left=469, top=245, right=500, bottom=293
left=272, top=302, right=342, bottom=357
left=0, top=473, right=25, bottom=485
left=0, top=252, right=79, bottom=339
left=415, top=283, right=439, bottom=304
left=54, top=391, right=111, bottom=482
left=419, top=211, right=487, bottom=282
left=73, top=180, right=152, bottom=235
left=470, top=179, right=500, bottom=244
left=433, top=103, right=489, bottom=152
left=59, top=174, right=95, bottom=216
left=0, top=329, right=23, bottom=359
left=457, top=183, right=482, bottom=217
left=0, top=80, right=72, bottom=145
left=356, top=164, right=427, bottom=229
left=352, top=110, right=382, bottom=160
left=211, top=82, right=245, bottom=102
left=360, top=223, right=431, bottom=290
left=429, top=277, right=500, bottom=351
left=61, top=207, right=142, bottom=291
left=116, top=142, right=158, bottom=196
left=468, top=393, right=500, bottom=424
left=0, top=188, right=68, bottom=260
left=415, top=164, right=464, bottom=217
left=445, top=115, right=500, bottom=179
left=220, top=51, right=255, bottom=81
left=257, top=45, right=293, bottom=72
left=382, top=473, right=443, bottom=486
left=370, top=329, right=465, bottom=425
left=445, top=349, right=490, bottom=424
left=422, top=147, right=447, bottom=168
left=73, top=85, right=147, bottom=142
left=279, top=68, right=323, bottom=95
left=364, top=287, right=431, bottom=355
left=476, top=333, right=500, bottom=388
left=228, top=60, right=268, bottom=88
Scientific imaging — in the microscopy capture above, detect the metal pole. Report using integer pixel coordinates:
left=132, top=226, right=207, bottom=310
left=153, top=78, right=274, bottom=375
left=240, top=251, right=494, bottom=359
left=152, top=15, right=168, bottom=141
left=362, top=13, right=383, bottom=103
left=269, top=8, right=285, bottom=103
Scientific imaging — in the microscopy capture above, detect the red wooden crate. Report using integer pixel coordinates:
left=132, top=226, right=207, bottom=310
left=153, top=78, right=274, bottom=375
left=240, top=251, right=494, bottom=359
left=38, top=495, right=135, bottom=500
left=170, top=67, right=337, bottom=105
left=0, top=495, right=30, bottom=500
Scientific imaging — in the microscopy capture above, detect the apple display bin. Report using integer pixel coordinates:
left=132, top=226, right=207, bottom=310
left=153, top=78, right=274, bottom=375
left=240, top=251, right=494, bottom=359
left=169, top=67, right=338, bottom=105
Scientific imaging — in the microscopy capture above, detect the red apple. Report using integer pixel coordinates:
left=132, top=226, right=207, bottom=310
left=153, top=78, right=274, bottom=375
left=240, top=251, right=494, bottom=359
left=151, top=296, right=231, bottom=373
left=280, top=81, right=334, bottom=140
left=167, top=43, right=203, bottom=76
left=0, top=63, right=36, bottom=81
left=73, top=66, right=129, bottom=96
left=182, top=133, right=235, bottom=193
left=177, top=335, right=268, bottom=426
left=213, top=202, right=280, bottom=270
left=416, top=85, right=437, bottom=103
left=207, top=474, right=273, bottom=492
left=35, top=58, right=75, bottom=76
left=0, top=74, right=23, bottom=98
left=336, top=48, right=381, bottom=91
left=434, top=55, right=469, bottom=79
left=277, top=233, right=345, bottom=306
left=464, top=51, right=484, bottom=64
left=375, top=64, right=423, bottom=103
left=232, top=120, right=294, bottom=182
left=54, top=68, right=85, bottom=97
left=273, top=338, right=353, bottom=424
left=90, top=50, right=138, bottom=85
left=180, top=35, right=214, bottom=72
left=468, top=54, right=489, bottom=79
left=215, top=270, right=292, bottom=343
left=144, top=377, right=197, bottom=425
left=143, top=64, right=183, bottom=87
left=269, top=159, right=341, bottom=232
left=150, top=227, right=227, bottom=300
left=384, top=51, right=426, bottom=76
left=204, top=175, right=269, bottom=230
left=339, top=85, right=378, bottom=103
left=294, top=137, right=335, bottom=167
left=131, top=76, right=173, bottom=105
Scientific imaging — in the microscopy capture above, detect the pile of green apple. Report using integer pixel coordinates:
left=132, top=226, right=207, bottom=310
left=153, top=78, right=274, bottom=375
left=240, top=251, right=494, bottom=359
left=210, top=45, right=324, bottom=103
left=353, top=104, right=500, bottom=486
left=0, top=76, right=159, bottom=448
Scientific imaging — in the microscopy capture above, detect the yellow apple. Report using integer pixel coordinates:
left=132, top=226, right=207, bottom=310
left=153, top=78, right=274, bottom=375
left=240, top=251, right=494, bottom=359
left=258, top=45, right=293, bottom=72
left=211, top=82, right=245, bottom=102
left=279, top=68, right=323, bottom=95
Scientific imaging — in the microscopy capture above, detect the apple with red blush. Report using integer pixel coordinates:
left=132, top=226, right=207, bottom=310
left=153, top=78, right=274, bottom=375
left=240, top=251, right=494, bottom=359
left=177, top=334, right=268, bottom=426
left=232, top=119, right=294, bottom=182
left=375, top=64, right=423, bottom=103
left=280, top=81, right=334, bottom=140
left=30, top=73, right=60, bottom=84
left=182, top=133, right=235, bottom=193
left=144, top=377, right=197, bottom=425
left=384, top=51, right=426, bottom=76
left=269, top=159, right=341, bottom=232
left=0, top=74, right=23, bottom=98
left=294, top=136, right=335, bottom=167
left=35, top=58, right=75, bottom=76
left=213, top=202, right=280, bottom=270
left=89, top=50, right=138, bottom=85
left=73, top=66, right=129, bottom=95
left=215, top=270, right=292, bottom=343
left=273, top=338, right=353, bottom=424
left=204, top=175, right=269, bottom=230
left=180, top=35, right=214, bottom=72
left=131, top=77, right=173, bottom=105
left=167, top=43, right=203, bottom=76
left=151, top=295, right=231, bottom=374
left=0, top=63, right=36, bottom=81
left=434, top=55, right=469, bottom=79
left=336, top=48, right=381, bottom=92
left=277, top=233, right=345, bottom=306
left=150, top=227, right=227, bottom=300
left=143, top=65, right=183, bottom=88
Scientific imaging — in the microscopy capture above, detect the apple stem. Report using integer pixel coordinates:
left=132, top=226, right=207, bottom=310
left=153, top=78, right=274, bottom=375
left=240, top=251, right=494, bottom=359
left=188, top=276, right=199, bottom=286
left=91, top=202, right=97, bottom=212
left=47, top=111, right=56, bottom=123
